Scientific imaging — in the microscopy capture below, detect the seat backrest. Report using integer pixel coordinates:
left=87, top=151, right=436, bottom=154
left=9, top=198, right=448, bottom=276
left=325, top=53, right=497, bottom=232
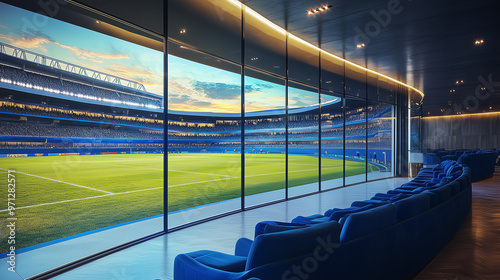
left=340, top=204, right=396, bottom=243
left=447, top=180, right=460, bottom=196
left=329, top=203, right=377, bottom=221
left=246, top=221, right=341, bottom=270
left=430, top=184, right=451, bottom=203
left=421, top=190, right=439, bottom=207
left=393, top=192, right=431, bottom=220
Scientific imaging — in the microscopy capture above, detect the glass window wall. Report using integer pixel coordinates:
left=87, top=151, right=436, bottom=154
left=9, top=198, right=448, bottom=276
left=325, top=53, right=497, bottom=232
left=244, top=70, right=286, bottom=207
left=167, top=41, right=241, bottom=228
left=344, top=97, right=367, bottom=185
left=320, top=92, right=344, bottom=190
left=367, top=101, right=395, bottom=180
left=287, top=82, right=320, bottom=197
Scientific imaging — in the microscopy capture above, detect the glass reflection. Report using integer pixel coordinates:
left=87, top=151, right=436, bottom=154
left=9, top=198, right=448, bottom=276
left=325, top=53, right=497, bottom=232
left=244, top=72, right=286, bottom=206
left=168, top=0, right=242, bottom=63
left=320, top=93, right=344, bottom=190
left=167, top=53, right=241, bottom=227
left=367, top=101, right=394, bottom=180
left=321, top=52, right=345, bottom=94
left=344, top=97, right=367, bottom=185
left=345, top=63, right=366, bottom=98
left=288, top=36, right=319, bottom=87
left=244, top=8, right=286, bottom=76
left=288, top=82, right=319, bottom=197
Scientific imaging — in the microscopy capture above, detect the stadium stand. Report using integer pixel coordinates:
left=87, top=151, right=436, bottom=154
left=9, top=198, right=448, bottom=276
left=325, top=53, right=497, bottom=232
left=0, top=64, right=162, bottom=108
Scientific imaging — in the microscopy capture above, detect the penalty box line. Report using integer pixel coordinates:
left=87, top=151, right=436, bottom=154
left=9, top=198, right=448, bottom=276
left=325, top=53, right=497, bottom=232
left=0, top=167, right=112, bottom=194
left=74, top=161, right=237, bottom=178
left=0, top=166, right=350, bottom=212
left=0, top=186, right=164, bottom=212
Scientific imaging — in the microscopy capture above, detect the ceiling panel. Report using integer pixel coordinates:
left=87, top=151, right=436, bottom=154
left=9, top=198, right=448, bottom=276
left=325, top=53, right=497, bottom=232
left=3, top=0, right=497, bottom=115
left=243, top=0, right=500, bottom=115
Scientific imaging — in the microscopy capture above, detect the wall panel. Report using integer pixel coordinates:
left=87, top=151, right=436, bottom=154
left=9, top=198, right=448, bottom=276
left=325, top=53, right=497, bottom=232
left=423, top=113, right=500, bottom=150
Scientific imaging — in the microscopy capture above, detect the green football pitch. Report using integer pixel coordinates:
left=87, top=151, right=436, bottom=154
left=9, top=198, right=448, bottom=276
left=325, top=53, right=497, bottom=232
left=0, top=153, right=375, bottom=253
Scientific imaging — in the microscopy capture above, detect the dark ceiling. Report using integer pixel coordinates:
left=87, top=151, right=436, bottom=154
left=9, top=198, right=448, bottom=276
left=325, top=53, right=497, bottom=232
left=3, top=0, right=499, bottom=116
left=240, top=0, right=500, bottom=116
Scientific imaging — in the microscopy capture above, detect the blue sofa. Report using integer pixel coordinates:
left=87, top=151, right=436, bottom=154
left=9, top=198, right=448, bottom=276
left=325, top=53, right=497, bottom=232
left=174, top=165, right=472, bottom=280
left=458, top=152, right=496, bottom=180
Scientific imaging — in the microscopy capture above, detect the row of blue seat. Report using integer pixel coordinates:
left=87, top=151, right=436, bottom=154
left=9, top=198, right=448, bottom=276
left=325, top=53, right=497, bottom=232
left=424, top=148, right=499, bottom=165
left=174, top=162, right=472, bottom=280
left=425, top=149, right=497, bottom=180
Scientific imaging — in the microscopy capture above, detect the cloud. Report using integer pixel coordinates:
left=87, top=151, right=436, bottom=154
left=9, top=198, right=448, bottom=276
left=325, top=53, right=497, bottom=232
left=0, top=25, right=7, bottom=29
left=193, top=81, right=240, bottom=100
left=108, top=63, right=159, bottom=81
left=53, top=42, right=129, bottom=63
left=191, top=101, right=212, bottom=106
left=288, top=96, right=310, bottom=108
left=168, top=94, right=191, bottom=104
left=0, top=34, right=49, bottom=51
left=254, top=83, right=275, bottom=89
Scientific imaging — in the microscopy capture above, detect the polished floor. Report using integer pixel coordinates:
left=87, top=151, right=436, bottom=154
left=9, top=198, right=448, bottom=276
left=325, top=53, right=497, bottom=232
left=413, top=167, right=500, bottom=280
left=2, top=169, right=498, bottom=280
left=28, top=176, right=407, bottom=280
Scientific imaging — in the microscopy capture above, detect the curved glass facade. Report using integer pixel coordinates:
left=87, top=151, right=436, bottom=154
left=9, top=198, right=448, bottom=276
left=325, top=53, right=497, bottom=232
left=0, top=0, right=423, bottom=265
left=166, top=0, right=421, bottom=228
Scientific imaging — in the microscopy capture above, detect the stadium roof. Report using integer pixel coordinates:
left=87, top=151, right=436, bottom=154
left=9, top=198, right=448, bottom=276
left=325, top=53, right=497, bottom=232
left=168, top=97, right=340, bottom=118
left=0, top=42, right=148, bottom=93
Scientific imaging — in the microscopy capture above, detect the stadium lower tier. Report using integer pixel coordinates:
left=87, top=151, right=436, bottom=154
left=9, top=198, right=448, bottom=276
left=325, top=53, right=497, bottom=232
left=0, top=145, right=392, bottom=169
left=0, top=153, right=383, bottom=254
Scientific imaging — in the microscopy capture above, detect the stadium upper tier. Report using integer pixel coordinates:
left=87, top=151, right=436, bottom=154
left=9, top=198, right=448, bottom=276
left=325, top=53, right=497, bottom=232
left=0, top=65, right=162, bottom=110
left=0, top=122, right=162, bottom=140
left=0, top=101, right=163, bottom=129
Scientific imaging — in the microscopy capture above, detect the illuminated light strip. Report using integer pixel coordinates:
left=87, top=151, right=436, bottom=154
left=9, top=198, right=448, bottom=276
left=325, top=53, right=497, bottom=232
left=423, top=111, right=500, bottom=119
left=245, top=6, right=286, bottom=36
left=238, top=1, right=424, bottom=99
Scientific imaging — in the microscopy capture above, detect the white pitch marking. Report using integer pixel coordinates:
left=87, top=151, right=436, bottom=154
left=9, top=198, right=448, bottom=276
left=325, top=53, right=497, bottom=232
left=168, top=177, right=234, bottom=188
left=0, top=186, right=165, bottom=212
left=168, top=169, right=237, bottom=178
left=75, top=161, right=164, bottom=171
left=245, top=167, right=338, bottom=178
left=0, top=168, right=112, bottom=194
left=0, top=194, right=114, bottom=212
left=73, top=160, right=236, bottom=178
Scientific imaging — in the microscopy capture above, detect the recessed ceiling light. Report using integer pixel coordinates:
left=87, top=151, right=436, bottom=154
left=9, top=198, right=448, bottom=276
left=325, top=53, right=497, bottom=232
left=307, top=5, right=333, bottom=15
left=474, top=39, right=484, bottom=45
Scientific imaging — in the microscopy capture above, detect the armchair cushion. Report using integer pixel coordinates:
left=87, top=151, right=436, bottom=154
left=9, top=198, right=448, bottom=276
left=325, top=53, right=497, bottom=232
left=246, top=221, right=341, bottom=270
left=183, top=250, right=247, bottom=272
left=254, top=221, right=306, bottom=237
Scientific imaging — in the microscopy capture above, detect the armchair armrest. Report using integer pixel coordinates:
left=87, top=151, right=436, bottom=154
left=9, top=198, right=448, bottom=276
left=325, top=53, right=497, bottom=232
left=235, top=238, right=253, bottom=257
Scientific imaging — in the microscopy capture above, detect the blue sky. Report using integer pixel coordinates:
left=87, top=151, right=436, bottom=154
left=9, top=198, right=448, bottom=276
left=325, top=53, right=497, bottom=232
left=168, top=55, right=290, bottom=113
left=0, top=2, right=323, bottom=113
left=0, top=2, right=163, bottom=95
